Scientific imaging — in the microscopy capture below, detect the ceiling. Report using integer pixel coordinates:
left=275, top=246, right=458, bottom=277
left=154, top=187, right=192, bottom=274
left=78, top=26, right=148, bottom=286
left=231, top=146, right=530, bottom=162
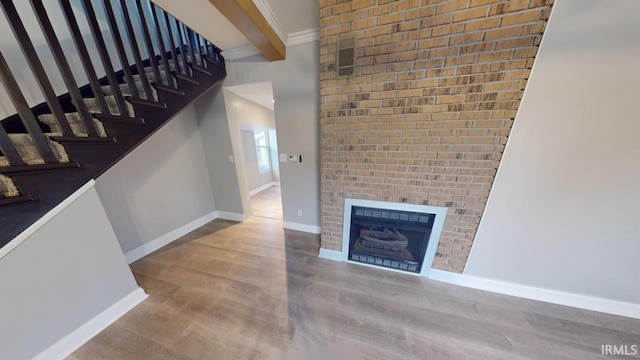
left=152, top=0, right=319, bottom=53
left=225, top=82, right=275, bottom=110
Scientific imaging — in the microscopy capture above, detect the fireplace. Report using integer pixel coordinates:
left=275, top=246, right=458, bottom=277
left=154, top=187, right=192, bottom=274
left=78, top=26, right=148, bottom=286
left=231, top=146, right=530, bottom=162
left=342, top=199, right=446, bottom=276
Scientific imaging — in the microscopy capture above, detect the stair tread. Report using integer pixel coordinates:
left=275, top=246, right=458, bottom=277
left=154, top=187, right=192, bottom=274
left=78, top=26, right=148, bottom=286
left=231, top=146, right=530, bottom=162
left=84, top=96, right=135, bottom=117
left=102, top=82, right=158, bottom=102
left=133, top=68, right=176, bottom=89
left=0, top=162, right=82, bottom=175
left=0, top=173, right=20, bottom=198
left=0, top=133, right=70, bottom=167
left=37, top=112, right=107, bottom=138
left=0, top=194, right=35, bottom=206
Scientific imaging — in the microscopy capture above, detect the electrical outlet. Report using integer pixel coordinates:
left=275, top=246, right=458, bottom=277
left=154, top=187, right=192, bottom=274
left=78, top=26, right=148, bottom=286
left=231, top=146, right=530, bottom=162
left=228, top=155, right=234, bottom=163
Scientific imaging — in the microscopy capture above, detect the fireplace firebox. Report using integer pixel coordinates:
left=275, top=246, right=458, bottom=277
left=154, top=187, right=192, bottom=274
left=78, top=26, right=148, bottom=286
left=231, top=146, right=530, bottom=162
left=341, top=199, right=447, bottom=276
left=348, top=206, right=434, bottom=273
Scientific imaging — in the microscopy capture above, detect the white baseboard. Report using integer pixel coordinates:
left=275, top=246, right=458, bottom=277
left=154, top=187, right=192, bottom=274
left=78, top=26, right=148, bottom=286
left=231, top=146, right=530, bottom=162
left=215, top=211, right=245, bottom=222
left=318, top=248, right=344, bottom=261
left=249, top=182, right=279, bottom=196
left=429, top=269, right=640, bottom=320
left=34, top=287, right=148, bottom=360
left=283, top=221, right=321, bottom=234
left=1, top=180, right=96, bottom=261
left=124, top=211, right=217, bottom=264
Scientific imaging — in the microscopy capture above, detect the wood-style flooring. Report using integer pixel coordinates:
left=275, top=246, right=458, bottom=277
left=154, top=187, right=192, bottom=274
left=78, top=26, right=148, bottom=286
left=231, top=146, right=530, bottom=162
left=68, top=217, right=640, bottom=359
left=250, top=185, right=283, bottom=220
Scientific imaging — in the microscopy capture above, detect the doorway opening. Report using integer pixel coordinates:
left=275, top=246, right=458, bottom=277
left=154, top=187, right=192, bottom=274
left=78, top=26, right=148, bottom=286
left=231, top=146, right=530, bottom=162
left=224, top=82, right=283, bottom=220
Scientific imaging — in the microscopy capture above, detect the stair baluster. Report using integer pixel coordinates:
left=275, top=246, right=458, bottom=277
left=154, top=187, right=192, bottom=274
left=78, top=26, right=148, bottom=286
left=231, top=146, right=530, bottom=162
left=0, top=124, right=24, bottom=166
left=59, top=0, right=110, bottom=115
left=135, top=0, right=163, bottom=88
left=30, top=0, right=99, bottom=137
left=102, top=0, right=141, bottom=100
left=149, top=3, right=174, bottom=83
left=0, top=0, right=74, bottom=137
left=81, top=0, right=129, bottom=116
left=185, top=26, right=200, bottom=67
left=174, top=18, right=191, bottom=74
left=118, top=0, right=154, bottom=101
left=162, top=11, right=186, bottom=75
left=0, top=52, right=59, bottom=164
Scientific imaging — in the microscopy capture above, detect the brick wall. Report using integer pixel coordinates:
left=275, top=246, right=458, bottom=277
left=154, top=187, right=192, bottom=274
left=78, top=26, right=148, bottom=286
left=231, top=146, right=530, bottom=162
left=319, top=0, right=554, bottom=273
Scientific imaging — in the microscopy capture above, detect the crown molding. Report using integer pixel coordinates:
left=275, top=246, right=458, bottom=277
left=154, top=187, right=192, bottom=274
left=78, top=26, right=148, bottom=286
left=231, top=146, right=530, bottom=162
left=286, top=28, right=320, bottom=47
left=221, top=44, right=262, bottom=60
left=252, top=0, right=287, bottom=44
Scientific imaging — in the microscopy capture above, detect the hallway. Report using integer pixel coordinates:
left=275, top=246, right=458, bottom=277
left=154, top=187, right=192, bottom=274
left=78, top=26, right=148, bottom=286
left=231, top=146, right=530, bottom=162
left=250, top=185, right=282, bottom=220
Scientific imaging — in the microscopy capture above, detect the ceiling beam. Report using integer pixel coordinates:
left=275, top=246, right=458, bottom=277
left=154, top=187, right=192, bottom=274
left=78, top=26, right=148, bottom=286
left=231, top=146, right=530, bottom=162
left=207, top=0, right=285, bottom=61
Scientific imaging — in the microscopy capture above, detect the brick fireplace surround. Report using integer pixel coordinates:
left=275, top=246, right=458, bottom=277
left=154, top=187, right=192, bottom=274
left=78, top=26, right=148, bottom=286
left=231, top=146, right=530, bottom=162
left=320, top=0, right=554, bottom=273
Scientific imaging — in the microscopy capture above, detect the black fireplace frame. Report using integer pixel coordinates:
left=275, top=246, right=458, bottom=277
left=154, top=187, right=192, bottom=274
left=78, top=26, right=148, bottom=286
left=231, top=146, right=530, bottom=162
left=348, top=205, right=436, bottom=274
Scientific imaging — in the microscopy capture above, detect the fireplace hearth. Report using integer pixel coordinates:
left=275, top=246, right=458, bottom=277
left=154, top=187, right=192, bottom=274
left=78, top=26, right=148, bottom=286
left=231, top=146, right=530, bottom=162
left=342, top=199, right=446, bottom=276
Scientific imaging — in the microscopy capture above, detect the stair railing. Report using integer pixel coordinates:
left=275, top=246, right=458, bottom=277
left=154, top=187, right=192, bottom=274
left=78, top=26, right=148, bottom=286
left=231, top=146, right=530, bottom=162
left=0, top=0, right=224, bottom=169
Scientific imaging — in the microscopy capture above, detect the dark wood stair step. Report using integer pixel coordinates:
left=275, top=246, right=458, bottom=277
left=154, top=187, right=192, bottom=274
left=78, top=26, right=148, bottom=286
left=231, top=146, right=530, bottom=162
left=152, top=82, right=184, bottom=95
left=190, top=63, right=212, bottom=76
left=0, top=194, right=36, bottom=206
left=50, top=136, right=118, bottom=144
left=93, top=113, right=145, bottom=124
left=0, top=162, right=82, bottom=175
left=204, top=55, right=225, bottom=70
left=174, top=72, right=200, bottom=85
left=126, top=96, right=167, bottom=109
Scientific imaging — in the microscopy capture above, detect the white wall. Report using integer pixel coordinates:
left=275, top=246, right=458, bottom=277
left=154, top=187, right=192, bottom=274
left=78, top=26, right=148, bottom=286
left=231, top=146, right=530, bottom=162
left=465, top=0, right=640, bottom=305
left=199, top=41, right=320, bottom=229
left=95, top=105, right=216, bottom=254
left=0, top=186, right=139, bottom=359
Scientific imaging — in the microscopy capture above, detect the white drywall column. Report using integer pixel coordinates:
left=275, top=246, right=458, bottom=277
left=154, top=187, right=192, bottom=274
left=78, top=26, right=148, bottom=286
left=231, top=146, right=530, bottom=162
left=465, top=0, right=640, bottom=304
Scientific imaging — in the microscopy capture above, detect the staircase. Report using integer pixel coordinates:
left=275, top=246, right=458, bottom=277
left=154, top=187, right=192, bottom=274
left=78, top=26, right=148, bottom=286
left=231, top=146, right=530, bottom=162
left=0, top=0, right=226, bottom=248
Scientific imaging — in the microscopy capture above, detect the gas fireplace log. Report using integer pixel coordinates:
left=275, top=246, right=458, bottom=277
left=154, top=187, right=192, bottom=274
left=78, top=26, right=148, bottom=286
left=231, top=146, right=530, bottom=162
left=360, top=227, right=408, bottom=252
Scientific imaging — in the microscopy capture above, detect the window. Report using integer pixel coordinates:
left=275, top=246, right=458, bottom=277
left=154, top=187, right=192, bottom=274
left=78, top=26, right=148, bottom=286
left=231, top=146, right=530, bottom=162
left=255, top=130, right=271, bottom=172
